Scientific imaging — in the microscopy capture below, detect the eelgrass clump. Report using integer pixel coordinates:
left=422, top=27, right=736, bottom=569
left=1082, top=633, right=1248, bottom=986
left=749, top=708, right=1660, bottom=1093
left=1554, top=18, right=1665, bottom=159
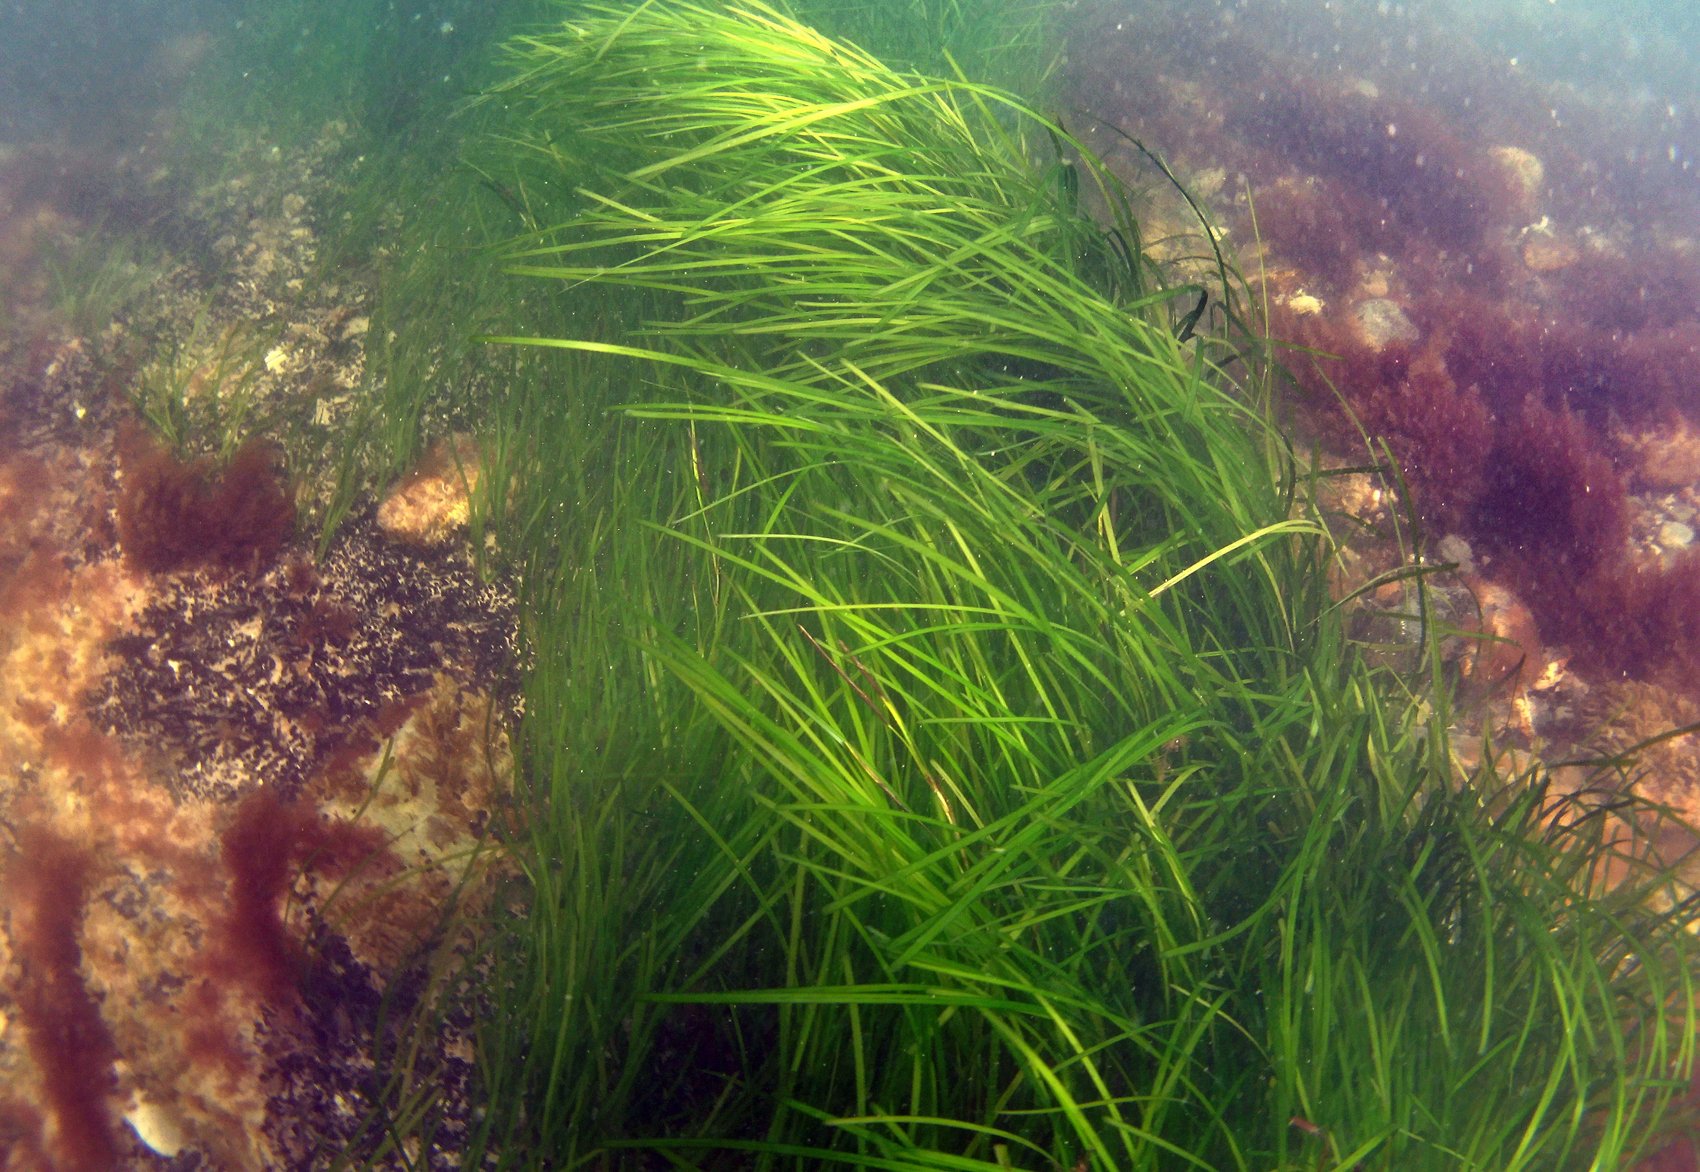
left=42, top=223, right=168, bottom=345
left=461, top=2, right=1699, bottom=1168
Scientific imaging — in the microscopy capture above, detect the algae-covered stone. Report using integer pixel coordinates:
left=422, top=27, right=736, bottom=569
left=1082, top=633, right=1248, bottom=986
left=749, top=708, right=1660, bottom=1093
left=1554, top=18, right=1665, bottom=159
left=1351, top=297, right=1419, bottom=349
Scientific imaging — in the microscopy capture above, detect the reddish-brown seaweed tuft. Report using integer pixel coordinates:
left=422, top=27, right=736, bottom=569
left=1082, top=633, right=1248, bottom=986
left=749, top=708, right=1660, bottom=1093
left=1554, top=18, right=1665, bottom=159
left=116, top=427, right=295, bottom=574
left=1235, top=75, right=1519, bottom=259
left=6, top=827, right=121, bottom=1172
left=214, top=790, right=390, bottom=1006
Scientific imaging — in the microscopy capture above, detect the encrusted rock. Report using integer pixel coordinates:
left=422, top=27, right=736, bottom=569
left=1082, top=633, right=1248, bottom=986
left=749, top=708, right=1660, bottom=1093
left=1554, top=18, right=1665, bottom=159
left=1350, top=297, right=1419, bottom=349
left=1490, top=145, right=1545, bottom=213
left=1658, top=520, right=1695, bottom=551
left=1436, top=532, right=1476, bottom=575
left=1283, top=289, right=1325, bottom=316
left=376, top=433, right=483, bottom=547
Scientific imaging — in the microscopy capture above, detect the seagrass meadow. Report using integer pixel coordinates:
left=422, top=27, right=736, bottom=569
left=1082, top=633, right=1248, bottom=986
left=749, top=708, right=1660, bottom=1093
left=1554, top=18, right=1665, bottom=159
left=2, top=0, right=1699, bottom=1168
left=410, top=4, right=1700, bottom=1165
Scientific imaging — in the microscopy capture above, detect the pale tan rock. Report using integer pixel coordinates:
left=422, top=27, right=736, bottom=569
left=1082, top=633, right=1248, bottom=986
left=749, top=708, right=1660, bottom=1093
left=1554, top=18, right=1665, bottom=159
left=1284, top=289, right=1325, bottom=316
left=1358, top=269, right=1391, bottom=298
left=1188, top=166, right=1227, bottom=201
left=1658, top=519, right=1695, bottom=551
left=1491, top=145, right=1545, bottom=212
left=306, top=673, right=513, bottom=975
left=375, top=433, right=483, bottom=546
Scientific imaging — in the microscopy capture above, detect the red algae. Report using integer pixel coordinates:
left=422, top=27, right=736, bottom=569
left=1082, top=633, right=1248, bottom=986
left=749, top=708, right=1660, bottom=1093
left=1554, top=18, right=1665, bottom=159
left=4, top=828, right=121, bottom=1172
left=1233, top=74, right=1519, bottom=259
left=217, top=792, right=319, bottom=1005
left=116, top=426, right=295, bottom=574
left=1067, top=0, right=1700, bottom=697
left=1474, top=400, right=1630, bottom=581
left=213, top=789, right=390, bottom=1006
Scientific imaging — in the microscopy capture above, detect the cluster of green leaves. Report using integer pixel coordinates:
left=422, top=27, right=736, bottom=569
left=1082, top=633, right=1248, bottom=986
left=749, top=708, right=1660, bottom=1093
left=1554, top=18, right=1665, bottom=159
left=130, top=303, right=275, bottom=460
left=441, top=3, right=1700, bottom=1170
left=755, top=0, right=1061, bottom=95
left=38, top=217, right=177, bottom=347
left=41, top=222, right=169, bottom=345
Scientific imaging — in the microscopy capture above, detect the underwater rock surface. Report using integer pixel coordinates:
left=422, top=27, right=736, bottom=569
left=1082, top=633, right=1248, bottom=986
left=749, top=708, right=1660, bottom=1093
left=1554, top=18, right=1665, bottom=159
left=0, top=133, right=521, bottom=1168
